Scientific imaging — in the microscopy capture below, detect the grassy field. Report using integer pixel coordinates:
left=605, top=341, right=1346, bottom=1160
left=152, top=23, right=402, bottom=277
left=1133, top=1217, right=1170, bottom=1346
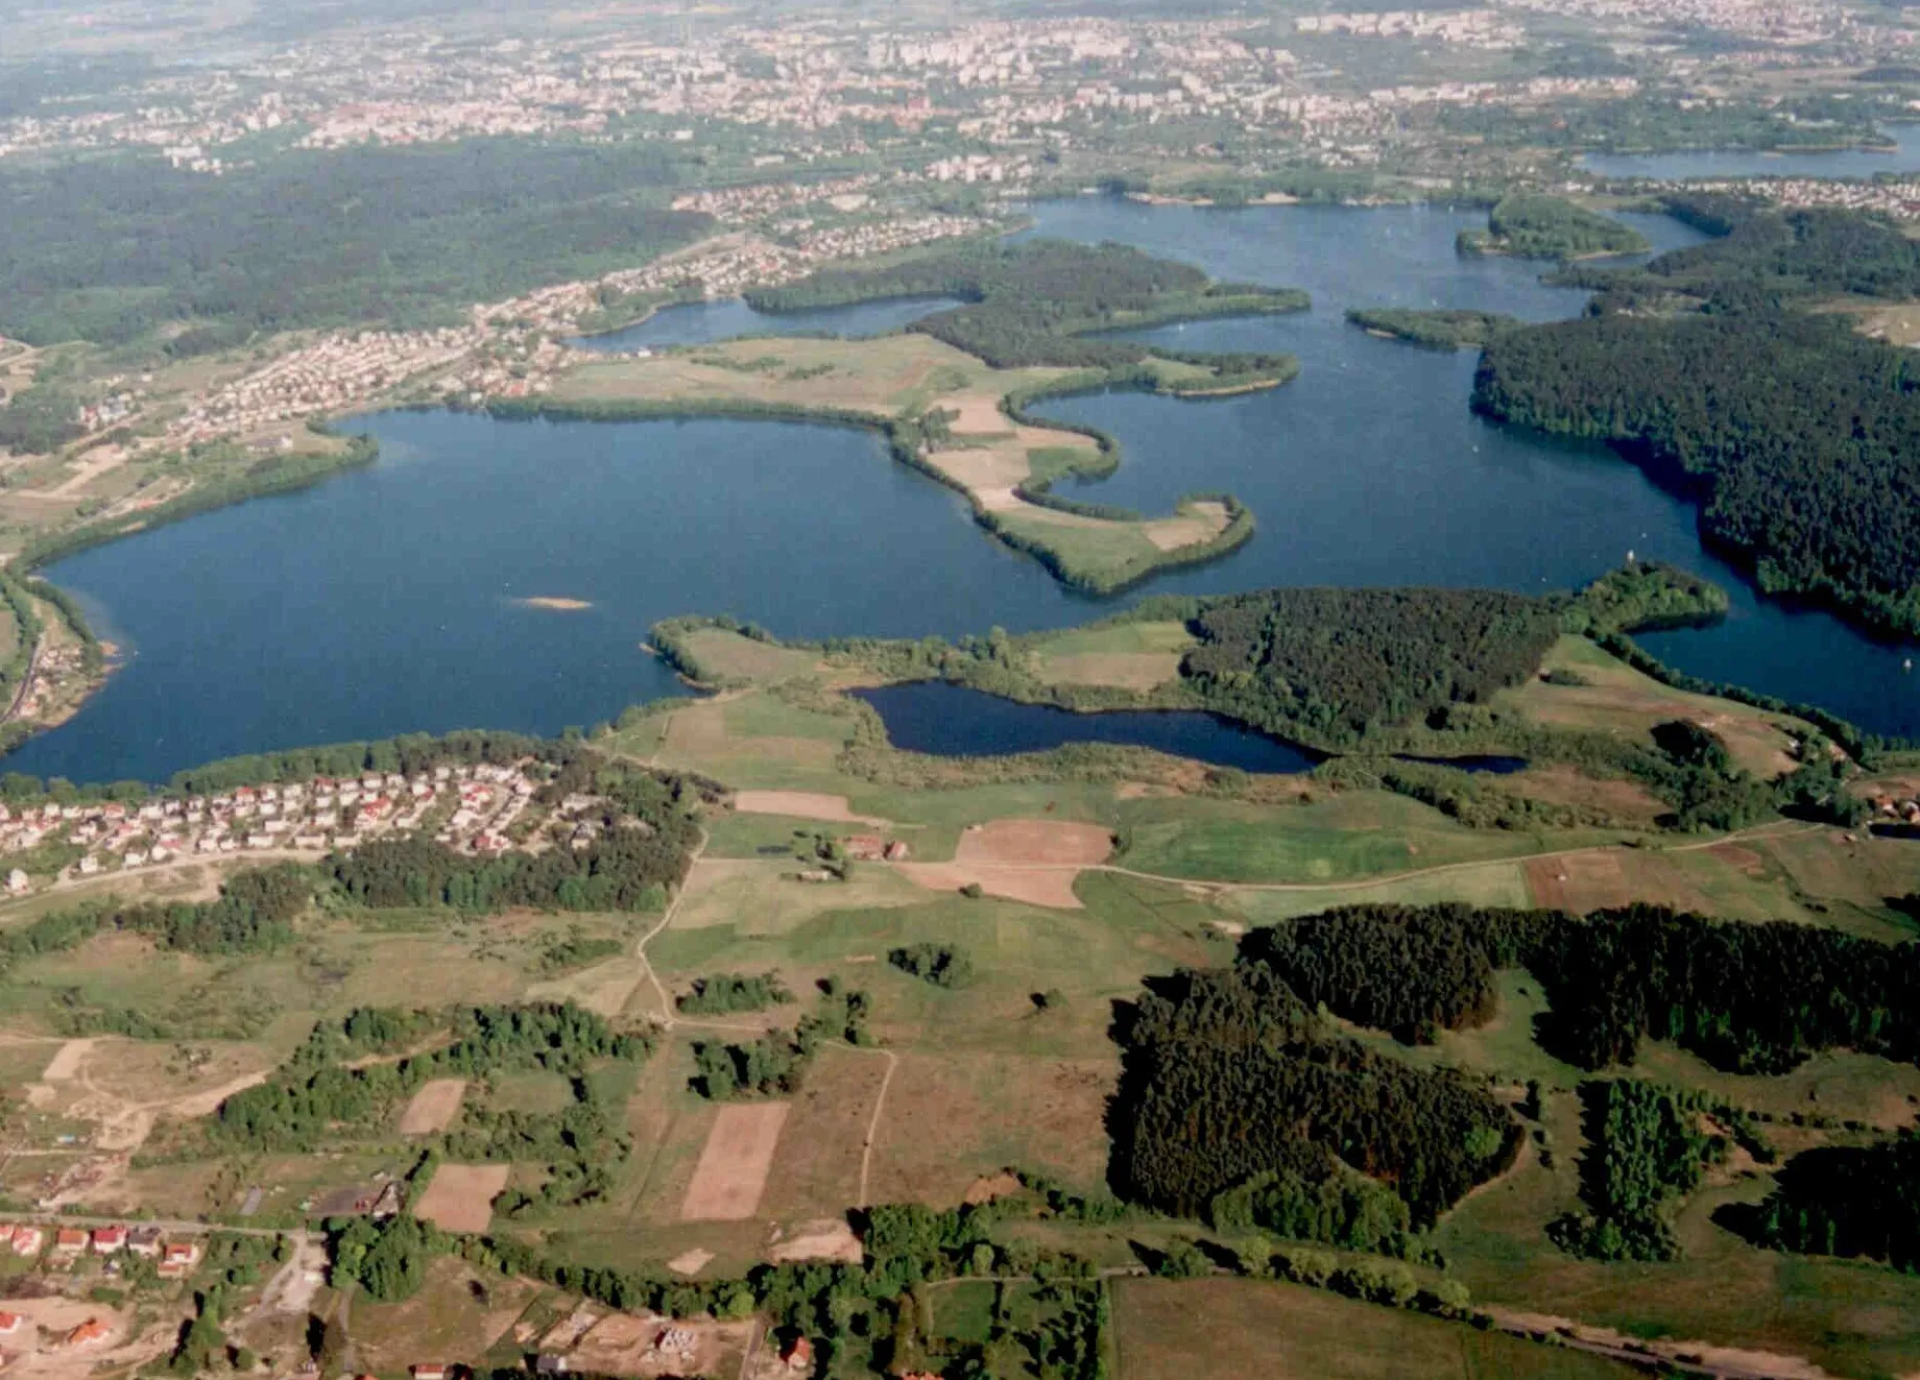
left=1113, top=792, right=1592, bottom=884
left=1498, top=637, right=1812, bottom=780
left=1026, top=619, right=1194, bottom=692
left=1111, top=1278, right=1643, bottom=1380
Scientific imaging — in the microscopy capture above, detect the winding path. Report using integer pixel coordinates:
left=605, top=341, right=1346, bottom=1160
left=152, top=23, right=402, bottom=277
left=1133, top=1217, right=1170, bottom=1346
left=637, top=832, right=902, bottom=1207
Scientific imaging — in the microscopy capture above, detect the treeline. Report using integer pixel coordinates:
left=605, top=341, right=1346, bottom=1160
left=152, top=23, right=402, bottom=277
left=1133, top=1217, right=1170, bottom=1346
left=677, top=972, right=794, bottom=1015
left=1457, top=193, right=1648, bottom=262
left=216, top=1001, right=647, bottom=1152
left=1110, top=961, right=1519, bottom=1228
left=1548, top=1079, right=1719, bottom=1262
left=0, top=140, right=711, bottom=347
left=1179, top=587, right=1561, bottom=745
left=0, top=863, right=311, bottom=971
left=1733, top=1133, right=1920, bottom=1269
left=692, top=984, right=872, bottom=1100
left=327, top=828, right=689, bottom=914
left=747, top=238, right=1303, bottom=375
left=1346, top=307, right=1519, bottom=351
left=1244, top=902, right=1920, bottom=1074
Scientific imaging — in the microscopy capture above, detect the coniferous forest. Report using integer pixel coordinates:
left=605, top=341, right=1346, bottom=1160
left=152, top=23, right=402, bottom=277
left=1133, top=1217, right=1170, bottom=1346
left=1474, top=203, right=1920, bottom=635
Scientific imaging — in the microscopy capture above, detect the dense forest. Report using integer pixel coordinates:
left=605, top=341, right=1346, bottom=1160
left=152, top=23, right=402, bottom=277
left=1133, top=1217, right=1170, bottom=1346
left=0, top=141, right=711, bottom=346
left=1245, top=902, right=1920, bottom=1074
left=1178, top=587, right=1561, bottom=744
left=1735, top=1134, right=1920, bottom=1268
left=1346, top=307, right=1519, bottom=350
left=1476, top=309, right=1920, bottom=634
left=1457, top=193, right=1648, bottom=261
left=1477, top=205, right=1920, bottom=635
left=747, top=239, right=1304, bottom=374
left=1548, top=1079, right=1718, bottom=1261
left=1109, top=962, right=1519, bottom=1227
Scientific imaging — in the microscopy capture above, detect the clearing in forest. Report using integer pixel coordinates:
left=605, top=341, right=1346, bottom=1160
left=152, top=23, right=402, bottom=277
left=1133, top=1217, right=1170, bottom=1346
left=681, top=1102, right=790, bottom=1221
left=412, top=1163, right=510, bottom=1233
left=398, top=1078, right=467, bottom=1135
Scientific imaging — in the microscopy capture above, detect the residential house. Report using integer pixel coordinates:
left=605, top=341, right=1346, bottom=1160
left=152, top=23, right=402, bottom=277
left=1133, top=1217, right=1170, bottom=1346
left=64, top=1319, right=110, bottom=1347
left=91, top=1226, right=126, bottom=1254
left=10, top=1226, right=42, bottom=1256
left=0, top=1310, right=20, bottom=1335
left=51, top=1228, right=87, bottom=1258
left=127, top=1227, right=163, bottom=1258
left=781, top=1336, right=814, bottom=1370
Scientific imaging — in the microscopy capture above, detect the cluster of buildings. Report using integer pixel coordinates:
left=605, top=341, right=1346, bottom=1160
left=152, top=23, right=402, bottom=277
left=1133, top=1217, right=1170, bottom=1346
left=670, top=173, right=879, bottom=222
left=1295, top=10, right=1525, bottom=47
left=159, top=202, right=990, bottom=447
left=1636, top=174, right=1920, bottom=224
left=1500, top=0, right=1848, bottom=46
left=9, top=1222, right=202, bottom=1275
left=170, top=327, right=482, bottom=442
left=0, top=760, right=626, bottom=893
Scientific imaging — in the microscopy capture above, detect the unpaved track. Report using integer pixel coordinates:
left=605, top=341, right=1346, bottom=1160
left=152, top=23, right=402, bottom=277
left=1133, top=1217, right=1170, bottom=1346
left=636, top=831, right=902, bottom=1210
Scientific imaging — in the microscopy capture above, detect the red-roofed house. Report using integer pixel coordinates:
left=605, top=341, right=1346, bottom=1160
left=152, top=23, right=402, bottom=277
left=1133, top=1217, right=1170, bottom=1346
left=91, top=1226, right=126, bottom=1254
left=65, top=1318, right=110, bottom=1347
left=781, top=1336, right=813, bottom=1370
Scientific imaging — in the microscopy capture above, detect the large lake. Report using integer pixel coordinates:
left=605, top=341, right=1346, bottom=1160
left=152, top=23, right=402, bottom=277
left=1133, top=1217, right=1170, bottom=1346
left=14, top=198, right=1920, bottom=783
left=1581, top=123, right=1920, bottom=180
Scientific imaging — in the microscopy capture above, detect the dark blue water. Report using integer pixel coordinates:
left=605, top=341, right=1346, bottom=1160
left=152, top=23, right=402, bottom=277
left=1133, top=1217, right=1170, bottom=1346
left=852, top=682, right=1534, bottom=775
left=850, top=682, right=1322, bottom=773
left=572, top=295, right=964, bottom=352
left=14, top=198, right=1920, bottom=783
left=1581, top=123, right=1920, bottom=180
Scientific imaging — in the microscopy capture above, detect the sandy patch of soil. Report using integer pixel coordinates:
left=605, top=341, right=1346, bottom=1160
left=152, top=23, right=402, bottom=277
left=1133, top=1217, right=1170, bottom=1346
left=1485, top=1308, right=1833, bottom=1380
left=947, top=394, right=1015, bottom=434
left=413, top=1163, right=511, bottom=1233
left=733, top=791, right=886, bottom=826
left=896, top=862, right=1085, bottom=909
left=399, top=1078, right=468, bottom=1135
left=682, top=1102, right=790, bottom=1222
left=1144, top=501, right=1230, bottom=552
left=667, top=1248, right=716, bottom=1276
left=40, top=1039, right=92, bottom=1082
left=964, top=1171, right=1025, bottom=1206
left=572, top=1313, right=753, bottom=1379
left=767, top=1218, right=864, bottom=1264
left=924, top=444, right=1030, bottom=498
left=955, top=819, right=1114, bottom=866
left=512, top=596, right=592, bottom=611
left=2, top=1296, right=152, bottom=1378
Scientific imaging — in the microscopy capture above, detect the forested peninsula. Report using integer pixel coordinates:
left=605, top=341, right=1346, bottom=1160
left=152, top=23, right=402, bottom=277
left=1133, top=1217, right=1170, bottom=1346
left=1474, top=199, right=1920, bottom=638
left=746, top=237, right=1308, bottom=378
left=1456, top=192, right=1650, bottom=261
left=1346, top=307, right=1520, bottom=350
